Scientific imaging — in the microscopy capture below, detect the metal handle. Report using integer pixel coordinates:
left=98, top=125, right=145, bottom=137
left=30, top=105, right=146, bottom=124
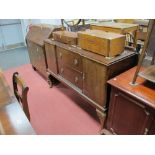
left=144, top=128, right=149, bottom=135
left=75, top=76, right=78, bottom=83
left=83, top=73, right=85, bottom=80
left=73, top=59, right=78, bottom=66
left=59, top=52, right=62, bottom=59
left=60, top=68, right=64, bottom=74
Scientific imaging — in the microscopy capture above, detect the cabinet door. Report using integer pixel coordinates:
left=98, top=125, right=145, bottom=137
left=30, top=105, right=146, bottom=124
left=37, top=46, right=47, bottom=77
left=45, top=43, right=58, bottom=74
left=82, top=57, right=107, bottom=107
left=107, top=88, right=153, bottom=135
left=27, top=41, right=37, bottom=67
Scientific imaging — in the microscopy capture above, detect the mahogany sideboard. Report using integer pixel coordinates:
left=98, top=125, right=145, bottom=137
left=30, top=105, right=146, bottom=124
left=26, top=24, right=60, bottom=79
left=44, top=39, right=138, bottom=128
left=0, top=69, right=35, bottom=135
left=103, top=67, right=155, bottom=135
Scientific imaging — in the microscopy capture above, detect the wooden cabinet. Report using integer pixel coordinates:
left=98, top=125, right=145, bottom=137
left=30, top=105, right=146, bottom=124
left=83, top=58, right=107, bottom=107
left=45, top=39, right=138, bottom=128
left=104, top=67, right=155, bottom=135
left=26, top=24, right=60, bottom=79
left=45, top=43, right=58, bottom=74
left=27, top=41, right=47, bottom=77
left=106, top=88, right=153, bottom=135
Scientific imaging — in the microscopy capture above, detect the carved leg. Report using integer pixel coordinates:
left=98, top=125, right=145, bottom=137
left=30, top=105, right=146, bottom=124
left=47, top=78, right=53, bottom=88
left=96, top=109, right=106, bottom=134
left=47, top=72, right=53, bottom=88
left=32, top=66, right=37, bottom=71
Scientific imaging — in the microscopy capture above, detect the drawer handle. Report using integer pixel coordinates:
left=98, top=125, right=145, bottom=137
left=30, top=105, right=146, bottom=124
left=144, top=128, right=149, bottom=135
left=59, top=52, right=62, bottom=59
left=75, top=76, right=78, bottom=83
left=60, top=68, right=64, bottom=74
left=73, top=59, right=78, bottom=66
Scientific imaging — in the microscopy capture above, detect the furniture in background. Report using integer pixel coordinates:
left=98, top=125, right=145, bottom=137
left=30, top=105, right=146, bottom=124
left=13, top=72, right=30, bottom=121
left=0, top=69, right=35, bottom=135
left=103, top=67, right=155, bottom=135
left=44, top=38, right=137, bottom=129
left=90, top=22, right=139, bottom=48
left=134, top=20, right=149, bottom=52
left=26, top=24, right=61, bottom=79
left=132, top=20, right=155, bottom=85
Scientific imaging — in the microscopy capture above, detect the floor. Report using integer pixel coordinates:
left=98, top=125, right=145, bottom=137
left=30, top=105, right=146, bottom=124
left=4, top=63, right=100, bottom=135
left=1, top=47, right=100, bottom=134
left=0, top=47, right=30, bottom=70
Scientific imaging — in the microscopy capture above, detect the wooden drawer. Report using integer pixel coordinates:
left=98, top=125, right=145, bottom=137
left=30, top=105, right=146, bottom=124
left=57, top=46, right=82, bottom=72
left=59, top=65, right=83, bottom=90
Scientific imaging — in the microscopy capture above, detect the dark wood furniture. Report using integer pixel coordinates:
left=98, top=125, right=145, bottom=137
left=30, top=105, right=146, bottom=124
left=26, top=24, right=60, bottom=79
left=103, top=67, right=155, bottom=135
left=0, top=69, right=35, bottom=135
left=13, top=72, right=30, bottom=121
left=44, top=39, right=138, bottom=129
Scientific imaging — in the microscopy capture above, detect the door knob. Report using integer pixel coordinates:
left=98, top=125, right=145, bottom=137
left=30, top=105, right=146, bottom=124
left=75, top=76, right=78, bottom=83
left=73, top=59, right=78, bottom=66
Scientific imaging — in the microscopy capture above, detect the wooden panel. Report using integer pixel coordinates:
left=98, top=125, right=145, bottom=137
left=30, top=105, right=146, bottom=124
left=45, top=42, right=58, bottom=74
left=83, top=57, right=107, bottom=107
left=107, top=88, right=153, bottom=135
left=78, top=30, right=125, bottom=57
left=53, top=31, right=78, bottom=45
left=57, top=46, right=82, bottom=73
left=0, top=102, right=35, bottom=135
left=37, top=46, right=47, bottom=77
left=91, top=25, right=123, bottom=33
left=27, top=41, right=37, bottom=68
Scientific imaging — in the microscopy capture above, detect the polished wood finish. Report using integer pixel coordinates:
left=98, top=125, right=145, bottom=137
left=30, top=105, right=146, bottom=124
left=45, top=43, right=58, bottom=75
left=26, top=24, right=61, bottom=78
left=13, top=72, right=30, bottom=121
left=78, top=30, right=125, bottom=57
left=91, top=22, right=139, bottom=48
left=139, top=65, right=155, bottom=83
left=104, top=67, right=155, bottom=135
left=53, top=31, right=78, bottom=45
left=45, top=39, right=138, bottom=128
left=0, top=69, right=35, bottom=135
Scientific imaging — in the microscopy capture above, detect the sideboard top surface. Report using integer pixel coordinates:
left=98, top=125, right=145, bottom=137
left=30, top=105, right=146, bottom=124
left=108, top=67, right=155, bottom=109
left=45, top=39, right=136, bottom=66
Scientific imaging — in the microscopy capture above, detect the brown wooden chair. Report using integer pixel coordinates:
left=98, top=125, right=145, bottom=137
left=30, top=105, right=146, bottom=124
left=12, top=72, right=30, bottom=121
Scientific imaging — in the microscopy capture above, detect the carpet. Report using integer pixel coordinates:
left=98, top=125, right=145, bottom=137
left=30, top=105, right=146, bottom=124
left=4, top=64, right=100, bottom=135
